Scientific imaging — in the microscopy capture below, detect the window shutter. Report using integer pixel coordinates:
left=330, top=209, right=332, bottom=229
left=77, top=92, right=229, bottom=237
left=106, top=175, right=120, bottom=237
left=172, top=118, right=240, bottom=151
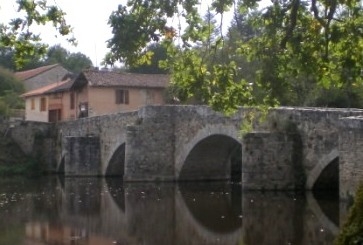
left=70, top=92, right=75, bottom=109
left=125, top=90, right=129, bottom=104
left=115, top=90, right=120, bottom=104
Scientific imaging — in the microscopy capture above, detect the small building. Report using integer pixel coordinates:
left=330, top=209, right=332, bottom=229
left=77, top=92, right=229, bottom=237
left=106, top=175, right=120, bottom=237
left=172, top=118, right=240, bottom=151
left=21, top=79, right=74, bottom=122
left=21, top=69, right=169, bottom=122
left=72, top=69, right=169, bottom=118
left=15, top=64, right=70, bottom=92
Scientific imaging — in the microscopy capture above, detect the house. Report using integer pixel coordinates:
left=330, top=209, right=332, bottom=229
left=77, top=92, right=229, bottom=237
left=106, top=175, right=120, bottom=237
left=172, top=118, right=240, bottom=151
left=21, top=78, right=74, bottom=122
left=15, top=64, right=70, bottom=92
left=72, top=69, right=169, bottom=118
left=21, top=69, right=169, bottom=122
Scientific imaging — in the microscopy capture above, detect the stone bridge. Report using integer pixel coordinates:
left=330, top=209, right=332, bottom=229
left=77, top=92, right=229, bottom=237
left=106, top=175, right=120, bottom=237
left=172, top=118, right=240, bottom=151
left=8, top=105, right=363, bottom=200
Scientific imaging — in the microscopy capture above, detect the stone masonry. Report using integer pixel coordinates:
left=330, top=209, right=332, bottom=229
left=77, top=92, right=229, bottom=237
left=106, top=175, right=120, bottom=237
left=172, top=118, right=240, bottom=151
left=338, top=116, right=363, bottom=200
left=6, top=105, right=363, bottom=199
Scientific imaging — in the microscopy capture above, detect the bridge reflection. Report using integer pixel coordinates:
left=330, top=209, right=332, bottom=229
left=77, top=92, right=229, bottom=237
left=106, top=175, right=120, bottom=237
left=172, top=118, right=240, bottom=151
left=9, top=177, right=344, bottom=245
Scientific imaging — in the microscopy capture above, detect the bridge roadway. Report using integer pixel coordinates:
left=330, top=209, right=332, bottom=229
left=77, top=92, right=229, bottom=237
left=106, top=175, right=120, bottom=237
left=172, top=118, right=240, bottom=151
left=8, top=105, right=363, bottom=200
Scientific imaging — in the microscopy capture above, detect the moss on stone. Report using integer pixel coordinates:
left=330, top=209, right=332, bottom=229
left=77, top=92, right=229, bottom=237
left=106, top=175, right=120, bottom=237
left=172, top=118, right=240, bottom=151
left=0, top=135, right=42, bottom=176
left=335, top=183, right=363, bottom=245
left=0, top=135, right=27, bottom=165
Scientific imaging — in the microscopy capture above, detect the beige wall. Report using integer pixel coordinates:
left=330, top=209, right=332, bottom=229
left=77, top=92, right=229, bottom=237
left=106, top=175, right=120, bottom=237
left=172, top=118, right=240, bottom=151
left=24, top=86, right=166, bottom=121
left=86, top=86, right=165, bottom=117
left=48, top=92, right=77, bottom=121
left=25, top=91, right=78, bottom=122
left=62, top=92, right=77, bottom=120
left=24, top=96, right=48, bottom=122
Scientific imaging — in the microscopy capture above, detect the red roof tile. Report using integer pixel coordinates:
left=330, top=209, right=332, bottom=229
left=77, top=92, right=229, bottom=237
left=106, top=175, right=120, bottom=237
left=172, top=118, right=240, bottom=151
left=15, top=64, right=60, bottom=81
left=21, top=79, right=71, bottom=98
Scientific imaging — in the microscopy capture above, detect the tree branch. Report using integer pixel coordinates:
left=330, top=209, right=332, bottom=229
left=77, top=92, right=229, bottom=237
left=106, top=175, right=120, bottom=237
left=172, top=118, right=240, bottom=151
left=280, top=0, right=300, bottom=48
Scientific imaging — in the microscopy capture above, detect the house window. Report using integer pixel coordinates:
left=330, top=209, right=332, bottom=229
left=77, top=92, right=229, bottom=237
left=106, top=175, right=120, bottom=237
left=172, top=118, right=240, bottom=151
left=70, top=92, right=75, bottom=109
left=31, top=98, right=35, bottom=110
left=51, top=93, right=62, bottom=99
left=79, top=102, right=88, bottom=118
left=40, top=97, right=47, bottom=111
left=115, top=89, right=129, bottom=104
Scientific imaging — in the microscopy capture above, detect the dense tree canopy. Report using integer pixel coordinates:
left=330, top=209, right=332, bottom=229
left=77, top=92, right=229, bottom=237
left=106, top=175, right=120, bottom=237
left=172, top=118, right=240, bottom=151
left=44, top=45, right=93, bottom=73
left=127, top=43, right=168, bottom=74
left=0, top=45, right=93, bottom=73
left=105, top=0, right=363, bottom=112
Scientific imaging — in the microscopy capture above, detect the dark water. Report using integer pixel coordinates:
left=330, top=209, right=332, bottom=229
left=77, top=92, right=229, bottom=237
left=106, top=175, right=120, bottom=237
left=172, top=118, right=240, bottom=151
left=0, top=177, right=348, bottom=245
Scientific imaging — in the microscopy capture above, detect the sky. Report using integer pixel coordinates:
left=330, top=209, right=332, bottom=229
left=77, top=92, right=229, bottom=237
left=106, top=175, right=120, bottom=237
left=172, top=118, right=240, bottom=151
left=0, top=0, right=125, bottom=67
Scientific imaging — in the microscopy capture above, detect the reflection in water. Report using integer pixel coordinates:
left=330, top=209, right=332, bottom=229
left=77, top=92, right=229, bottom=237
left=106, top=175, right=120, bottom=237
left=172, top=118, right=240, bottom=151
left=0, top=177, right=346, bottom=245
left=313, top=190, right=340, bottom=227
left=178, top=182, right=242, bottom=233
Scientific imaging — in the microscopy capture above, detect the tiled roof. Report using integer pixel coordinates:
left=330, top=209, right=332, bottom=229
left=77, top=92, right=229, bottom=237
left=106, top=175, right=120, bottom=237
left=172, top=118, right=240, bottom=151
left=21, top=79, right=72, bottom=98
left=80, top=70, right=169, bottom=88
left=15, top=64, right=60, bottom=81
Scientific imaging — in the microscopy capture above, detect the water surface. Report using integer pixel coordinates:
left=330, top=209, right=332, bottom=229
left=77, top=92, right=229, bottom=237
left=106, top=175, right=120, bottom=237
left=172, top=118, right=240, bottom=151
left=0, top=177, right=346, bottom=245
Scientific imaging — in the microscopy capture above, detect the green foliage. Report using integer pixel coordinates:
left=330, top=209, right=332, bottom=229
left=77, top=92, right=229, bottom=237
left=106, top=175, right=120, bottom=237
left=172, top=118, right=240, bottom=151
left=0, top=99, right=8, bottom=116
left=127, top=43, right=168, bottom=74
left=0, top=66, right=24, bottom=116
left=0, top=67, right=23, bottom=95
left=335, top=183, right=363, bottom=245
left=0, top=160, right=39, bottom=176
left=104, top=3, right=167, bottom=66
left=1, top=44, right=93, bottom=73
left=0, top=1, right=74, bottom=69
left=0, top=225, right=24, bottom=245
left=0, top=47, right=16, bottom=70
left=105, top=0, right=363, bottom=113
left=44, top=45, right=93, bottom=73
left=65, top=52, right=93, bottom=73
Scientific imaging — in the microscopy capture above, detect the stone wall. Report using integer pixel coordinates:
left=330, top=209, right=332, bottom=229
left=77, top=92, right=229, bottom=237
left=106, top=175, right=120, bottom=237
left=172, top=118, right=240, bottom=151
left=124, top=106, right=176, bottom=181
left=8, top=120, right=55, bottom=170
left=63, top=136, right=101, bottom=176
left=265, top=108, right=363, bottom=190
left=172, top=106, right=241, bottom=179
left=4, top=105, right=363, bottom=200
left=338, top=116, right=363, bottom=201
left=242, top=132, right=302, bottom=190
left=124, top=105, right=242, bottom=181
left=57, top=111, right=138, bottom=174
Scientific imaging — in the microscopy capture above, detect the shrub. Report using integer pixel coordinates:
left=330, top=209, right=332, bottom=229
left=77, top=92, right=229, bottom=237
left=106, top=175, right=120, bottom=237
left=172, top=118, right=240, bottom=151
left=335, top=183, right=363, bottom=245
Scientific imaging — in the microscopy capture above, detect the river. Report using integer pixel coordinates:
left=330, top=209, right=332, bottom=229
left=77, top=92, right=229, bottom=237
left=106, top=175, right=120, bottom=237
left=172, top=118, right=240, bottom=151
left=0, top=177, right=348, bottom=245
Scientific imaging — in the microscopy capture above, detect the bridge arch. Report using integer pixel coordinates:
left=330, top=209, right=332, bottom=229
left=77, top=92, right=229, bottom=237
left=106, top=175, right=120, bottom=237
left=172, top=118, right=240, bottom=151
left=105, top=142, right=126, bottom=176
left=176, top=125, right=241, bottom=181
left=306, top=148, right=339, bottom=190
left=306, top=192, right=339, bottom=235
left=175, top=187, right=242, bottom=243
